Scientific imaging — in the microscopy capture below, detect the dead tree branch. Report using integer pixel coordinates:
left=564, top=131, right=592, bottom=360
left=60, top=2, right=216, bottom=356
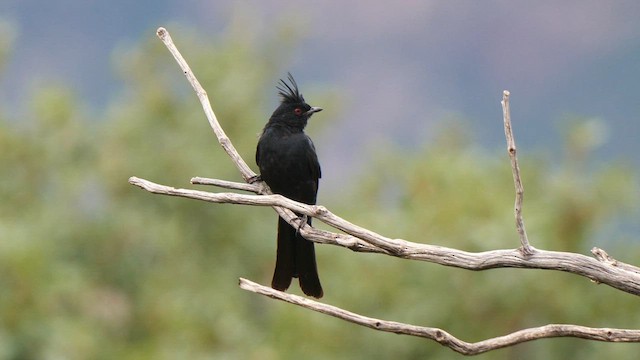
left=501, top=90, right=534, bottom=256
left=126, top=27, right=640, bottom=354
left=128, top=176, right=640, bottom=296
left=239, top=278, right=640, bottom=356
left=156, top=27, right=256, bottom=182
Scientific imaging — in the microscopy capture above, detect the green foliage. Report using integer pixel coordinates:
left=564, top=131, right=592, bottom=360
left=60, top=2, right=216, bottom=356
left=0, top=22, right=638, bottom=359
left=331, top=122, right=640, bottom=359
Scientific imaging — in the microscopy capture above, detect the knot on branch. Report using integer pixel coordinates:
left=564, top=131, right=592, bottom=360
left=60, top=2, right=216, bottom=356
left=313, top=205, right=328, bottom=216
left=519, top=245, right=536, bottom=257
left=435, top=330, right=447, bottom=342
left=591, top=247, right=617, bottom=266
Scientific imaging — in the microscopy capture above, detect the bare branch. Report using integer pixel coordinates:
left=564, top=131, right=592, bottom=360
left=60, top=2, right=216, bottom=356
left=129, top=176, right=640, bottom=296
left=239, top=278, right=640, bottom=355
left=501, top=90, right=534, bottom=255
left=191, top=176, right=260, bottom=193
left=156, top=27, right=256, bottom=182
left=129, top=176, right=383, bottom=253
left=125, top=27, right=640, bottom=355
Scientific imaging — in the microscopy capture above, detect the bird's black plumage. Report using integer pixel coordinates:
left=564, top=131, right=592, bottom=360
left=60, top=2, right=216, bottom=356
left=256, top=73, right=323, bottom=298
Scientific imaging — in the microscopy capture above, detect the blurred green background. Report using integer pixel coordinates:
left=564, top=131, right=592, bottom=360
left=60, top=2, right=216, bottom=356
left=1, top=14, right=640, bottom=360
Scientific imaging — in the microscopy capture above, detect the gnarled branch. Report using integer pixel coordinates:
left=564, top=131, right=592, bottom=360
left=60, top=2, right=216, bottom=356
left=239, top=278, right=640, bottom=356
left=128, top=176, right=640, bottom=296
left=126, top=27, right=640, bottom=355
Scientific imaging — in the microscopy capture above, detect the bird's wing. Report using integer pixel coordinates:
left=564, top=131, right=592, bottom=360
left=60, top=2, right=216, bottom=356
left=305, top=135, right=322, bottom=180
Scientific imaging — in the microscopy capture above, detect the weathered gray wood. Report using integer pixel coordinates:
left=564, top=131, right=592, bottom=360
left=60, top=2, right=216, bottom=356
left=125, top=27, right=640, bottom=355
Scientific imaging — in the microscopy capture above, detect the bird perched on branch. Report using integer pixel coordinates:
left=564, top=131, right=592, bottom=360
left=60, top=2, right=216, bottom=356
left=255, top=73, right=324, bottom=298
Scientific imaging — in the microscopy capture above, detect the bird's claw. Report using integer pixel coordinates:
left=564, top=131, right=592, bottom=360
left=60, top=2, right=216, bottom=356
left=248, top=174, right=262, bottom=184
left=295, top=215, right=308, bottom=235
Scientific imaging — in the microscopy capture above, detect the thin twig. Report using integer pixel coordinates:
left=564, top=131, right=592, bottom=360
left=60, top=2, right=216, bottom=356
left=156, top=27, right=256, bottom=182
left=239, top=278, right=640, bottom=355
left=501, top=90, right=534, bottom=256
left=191, top=176, right=260, bottom=193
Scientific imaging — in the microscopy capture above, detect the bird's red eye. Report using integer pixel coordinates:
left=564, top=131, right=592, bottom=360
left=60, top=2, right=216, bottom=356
left=294, top=108, right=303, bottom=116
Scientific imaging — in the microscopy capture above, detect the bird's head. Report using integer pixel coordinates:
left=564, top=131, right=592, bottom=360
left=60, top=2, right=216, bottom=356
left=269, top=73, right=322, bottom=129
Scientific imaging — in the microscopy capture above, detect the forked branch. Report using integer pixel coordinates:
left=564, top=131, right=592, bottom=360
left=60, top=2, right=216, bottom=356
left=126, top=27, right=640, bottom=355
left=128, top=176, right=640, bottom=296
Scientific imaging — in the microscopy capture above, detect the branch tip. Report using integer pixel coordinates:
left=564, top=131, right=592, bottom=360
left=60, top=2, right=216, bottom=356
left=501, top=91, right=532, bottom=251
left=156, top=27, right=167, bottom=39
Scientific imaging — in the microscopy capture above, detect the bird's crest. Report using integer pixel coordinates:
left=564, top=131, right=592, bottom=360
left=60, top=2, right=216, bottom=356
left=277, top=73, right=306, bottom=104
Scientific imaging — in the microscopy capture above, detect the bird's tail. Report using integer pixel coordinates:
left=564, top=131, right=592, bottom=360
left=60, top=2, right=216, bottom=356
left=272, top=217, right=323, bottom=298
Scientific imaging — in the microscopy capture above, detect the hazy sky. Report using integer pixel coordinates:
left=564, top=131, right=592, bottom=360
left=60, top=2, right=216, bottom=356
left=2, top=1, right=639, bottom=182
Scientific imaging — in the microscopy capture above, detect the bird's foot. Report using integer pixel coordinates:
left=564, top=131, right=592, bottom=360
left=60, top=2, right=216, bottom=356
left=248, top=174, right=262, bottom=184
left=295, top=215, right=308, bottom=236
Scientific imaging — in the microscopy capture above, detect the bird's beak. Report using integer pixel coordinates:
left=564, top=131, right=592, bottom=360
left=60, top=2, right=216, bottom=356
left=305, top=107, right=323, bottom=116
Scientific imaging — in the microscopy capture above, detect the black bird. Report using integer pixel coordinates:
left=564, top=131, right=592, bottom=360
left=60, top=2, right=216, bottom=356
left=255, top=73, right=324, bottom=298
